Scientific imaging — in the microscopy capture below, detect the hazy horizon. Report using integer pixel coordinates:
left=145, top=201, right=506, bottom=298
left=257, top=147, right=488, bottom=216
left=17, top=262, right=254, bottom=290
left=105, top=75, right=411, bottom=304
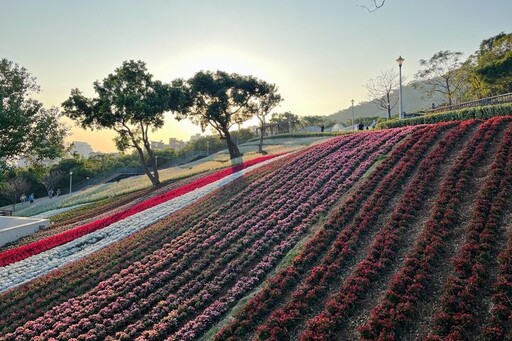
left=2, top=0, right=511, bottom=152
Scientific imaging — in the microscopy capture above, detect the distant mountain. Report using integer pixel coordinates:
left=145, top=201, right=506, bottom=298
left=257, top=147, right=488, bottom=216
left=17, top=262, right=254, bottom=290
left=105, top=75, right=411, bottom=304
left=328, top=82, right=445, bottom=123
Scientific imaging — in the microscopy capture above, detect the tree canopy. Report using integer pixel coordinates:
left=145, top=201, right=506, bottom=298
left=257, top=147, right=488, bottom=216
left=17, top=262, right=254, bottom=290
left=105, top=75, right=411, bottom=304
left=365, top=69, right=399, bottom=119
left=474, top=32, right=512, bottom=94
left=176, top=70, right=268, bottom=159
left=62, top=60, right=187, bottom=187
left=253, top=82, right=282, bottom=153
left=415, top=50, right=466, bottom=106
left=0, top=58, right=67, bottom=168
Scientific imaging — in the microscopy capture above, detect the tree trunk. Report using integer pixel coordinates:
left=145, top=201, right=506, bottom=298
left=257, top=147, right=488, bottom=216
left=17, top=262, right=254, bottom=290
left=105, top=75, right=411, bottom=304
left=135, top=145, right=160, bottom=187
left=386, top=93, right=391, bottom=119
left=259, top=120, right=266, bottom=154
left=224, top=130, right=242, bottom=159
left=446, top=79, right=453, bottom=106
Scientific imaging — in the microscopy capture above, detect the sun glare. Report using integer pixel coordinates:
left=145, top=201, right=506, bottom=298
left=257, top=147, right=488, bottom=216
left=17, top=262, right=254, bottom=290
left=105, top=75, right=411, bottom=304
left=158, top=44, right=271, bottom=82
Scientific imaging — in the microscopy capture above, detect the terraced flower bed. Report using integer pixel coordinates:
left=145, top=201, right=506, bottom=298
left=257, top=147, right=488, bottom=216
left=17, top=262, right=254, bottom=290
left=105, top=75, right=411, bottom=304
left=2, top=117, right=512, bottom=341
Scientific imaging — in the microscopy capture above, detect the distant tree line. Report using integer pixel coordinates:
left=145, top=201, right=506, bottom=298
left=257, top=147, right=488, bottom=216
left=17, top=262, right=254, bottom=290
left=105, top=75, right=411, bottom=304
left=2, top=31, right=509, bottom=195
left=365, top=32, right=512, bottom=116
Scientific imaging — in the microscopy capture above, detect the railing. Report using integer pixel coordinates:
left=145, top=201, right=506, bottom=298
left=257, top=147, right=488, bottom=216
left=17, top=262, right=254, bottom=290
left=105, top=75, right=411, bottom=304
left=70, top=151, right=209, bottom=192
left=425, top=92, right=512, bottom=115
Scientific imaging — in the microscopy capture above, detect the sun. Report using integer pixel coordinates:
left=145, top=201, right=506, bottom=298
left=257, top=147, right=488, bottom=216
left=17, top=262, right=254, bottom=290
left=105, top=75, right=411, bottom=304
left=158, top=44, right=271, bottom=82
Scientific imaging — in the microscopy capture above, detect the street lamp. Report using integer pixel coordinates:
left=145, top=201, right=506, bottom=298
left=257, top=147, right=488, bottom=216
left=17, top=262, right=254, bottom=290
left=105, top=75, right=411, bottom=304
left=206, top=141, right=209, bottom=156
left=69, top=171, right=73, bottom=194
left=155, top=155, right=158, bottom=169
left=396, top=55, right=404, bottom=120
left=351, top=99, right=355, bottom=131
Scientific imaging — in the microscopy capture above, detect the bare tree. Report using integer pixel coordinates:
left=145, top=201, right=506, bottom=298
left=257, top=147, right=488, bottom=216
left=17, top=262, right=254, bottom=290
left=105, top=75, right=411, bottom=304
left=254, top=82, right=283, bottom=154
left=361, top=0, right=386, bottom=12
left=365, top=69, right=399, bottom=119
left=0, top=177, right=30, bottom=212
left=40, top=170, right=64, bottom=196
left=415, top=50, right=466, bottom=106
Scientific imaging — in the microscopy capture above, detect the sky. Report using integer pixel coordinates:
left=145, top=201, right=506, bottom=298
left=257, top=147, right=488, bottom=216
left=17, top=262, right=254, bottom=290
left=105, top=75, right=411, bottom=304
left=1, top=0, right=511, bottom=152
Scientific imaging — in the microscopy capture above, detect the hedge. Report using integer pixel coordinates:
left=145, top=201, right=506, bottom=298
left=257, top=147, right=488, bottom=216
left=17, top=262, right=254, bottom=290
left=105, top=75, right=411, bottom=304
left=376, top=103, right=512, bottom=129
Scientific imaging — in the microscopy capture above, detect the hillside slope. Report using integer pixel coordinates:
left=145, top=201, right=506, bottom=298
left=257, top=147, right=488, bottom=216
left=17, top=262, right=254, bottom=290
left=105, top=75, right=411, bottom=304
left=1, top=116, right=511, bottom=341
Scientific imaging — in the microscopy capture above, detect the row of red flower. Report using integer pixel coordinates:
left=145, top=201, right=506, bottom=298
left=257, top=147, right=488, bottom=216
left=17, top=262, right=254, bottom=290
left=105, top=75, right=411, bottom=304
left=169, top=129, right=415, bottom=340
left=214, top=124, right=441, bottom=340
left=0, top=155, right=289, bottom=335
left=353, top=117, right=500, bottom=340
left=258, top=121, right=462, bottom=341
left=58, top=131, right=402, bottom=340
left=331, top=117, right=503, bottom=340
left=4, top=131, right=390, bottom=339
left=484, top=179, right=512, bottom=341
left=21, top=169, right=221, bottom=245
left=426, top=120, right=512, bottom=340
left=0, top=165, right=260, bottom=335
left=0, top=155, right=278, bottom=267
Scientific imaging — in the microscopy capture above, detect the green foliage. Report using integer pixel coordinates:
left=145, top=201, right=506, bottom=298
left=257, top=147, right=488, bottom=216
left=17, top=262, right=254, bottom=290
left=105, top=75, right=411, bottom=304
left=414, top=50, right=466, bottom=106
left=376, top=103, right=512, bottom=129
left=62, top=60, right=187, bottom=187
left=177, top=70, right=271, bottom=159
left=0, top=59, right=67, bottom=167
left=301, top=115, right=336, bottom=128
left=474, top=32, right=512, bottom=94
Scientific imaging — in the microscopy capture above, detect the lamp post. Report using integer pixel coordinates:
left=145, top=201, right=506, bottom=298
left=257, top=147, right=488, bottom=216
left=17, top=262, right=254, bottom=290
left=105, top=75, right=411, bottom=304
left=206, top=141, right=209, bottom=156
left=155, top=155, right=158, bottom=169
left=351, top=99, right=355, bottom=131
left=69, top=171, right=73, bottom=194
left=396, top=55, right=404, bottom=120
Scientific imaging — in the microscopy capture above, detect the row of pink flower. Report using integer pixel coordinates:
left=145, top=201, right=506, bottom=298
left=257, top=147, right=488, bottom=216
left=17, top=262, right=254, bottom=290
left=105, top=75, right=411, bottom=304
left=4, top=129, right=411, bottom=340
left=16, top=132, right=374, bottom=340
left=0, top=157, right=281, bottom=336
left=357, top=116, right=511, bottom=340
left=167, top=129, right=415, bottom=340
left=255, top=121, right=458, bottom=340
left=426, top=120, right=512, bottom=340
left=214, top=124, right=441, bottom=340
left=98, top=129, right=414, bottom=341
left=0, top=155, right=278, bottom=267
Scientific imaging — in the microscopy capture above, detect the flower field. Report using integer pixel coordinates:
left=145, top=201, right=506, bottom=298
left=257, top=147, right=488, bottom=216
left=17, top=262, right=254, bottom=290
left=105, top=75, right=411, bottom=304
left=2, top=117, right=512, bottom=340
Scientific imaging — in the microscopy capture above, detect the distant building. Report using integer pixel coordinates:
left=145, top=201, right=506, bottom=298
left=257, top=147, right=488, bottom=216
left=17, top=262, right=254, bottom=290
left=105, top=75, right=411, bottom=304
left=168, top=138, right=186, bottom=151
left=190, top=133, right=202, bottom=142
left=329, top=123, right=346, bottom=132
left=70, top=141, right=93, bottom=158
left=16, top=157, right=56, bottom=168
left=150, top=140, right=167, bottom=150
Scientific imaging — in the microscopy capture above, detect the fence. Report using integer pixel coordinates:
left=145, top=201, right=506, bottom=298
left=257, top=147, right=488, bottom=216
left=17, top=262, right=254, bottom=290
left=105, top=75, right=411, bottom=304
left=70, top=151, right=208, bottom=193
left=425, top=92, right=512, bottom=115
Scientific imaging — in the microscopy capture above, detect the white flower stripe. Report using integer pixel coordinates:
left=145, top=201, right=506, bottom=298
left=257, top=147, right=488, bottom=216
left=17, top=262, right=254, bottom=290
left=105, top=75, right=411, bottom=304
left=0, top=155, right=286, bottom=292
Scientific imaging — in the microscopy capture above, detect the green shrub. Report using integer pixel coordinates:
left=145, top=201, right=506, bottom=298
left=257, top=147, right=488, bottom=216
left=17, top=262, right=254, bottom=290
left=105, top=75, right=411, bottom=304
left=376, top=103, right=512, bottom=129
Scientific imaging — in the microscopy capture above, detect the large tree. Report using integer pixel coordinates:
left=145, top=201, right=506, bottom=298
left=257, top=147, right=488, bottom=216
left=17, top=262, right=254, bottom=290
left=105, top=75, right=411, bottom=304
left=253, top=82, right=282, bottom=154
left=0, top=59, right=67, bottom=167
left=365, top=68, right=399, bottom=119
left=0, top=176, right=30, bottom=211
left=62, top=60, right=186, bottom=187
left=177, top=71, right=265, bottom=159
left=415, top=50, right=466, bottom=106
left=474, top=32, right=512, bottom=94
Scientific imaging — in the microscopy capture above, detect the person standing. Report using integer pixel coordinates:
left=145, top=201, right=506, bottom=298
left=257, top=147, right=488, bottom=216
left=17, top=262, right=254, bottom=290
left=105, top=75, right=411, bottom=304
left=28, top=193, right=34, bottom=204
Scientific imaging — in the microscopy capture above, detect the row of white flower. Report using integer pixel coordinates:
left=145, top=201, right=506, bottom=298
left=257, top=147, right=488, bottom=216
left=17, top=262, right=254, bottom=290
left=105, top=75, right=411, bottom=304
left=0, top=155, right=286, bottom=292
